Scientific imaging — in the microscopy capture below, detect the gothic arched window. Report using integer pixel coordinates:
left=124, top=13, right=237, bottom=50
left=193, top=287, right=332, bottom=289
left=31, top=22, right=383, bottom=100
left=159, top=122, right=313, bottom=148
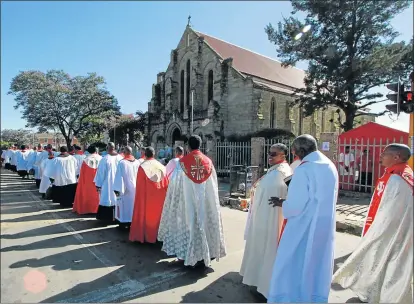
left=180, top=70, right=184, bottom=113
left=186, top=60, right=191, bottom=107
left=208, top=70, right=214, bottom=104
left=270, top=98, right=276, bottom=128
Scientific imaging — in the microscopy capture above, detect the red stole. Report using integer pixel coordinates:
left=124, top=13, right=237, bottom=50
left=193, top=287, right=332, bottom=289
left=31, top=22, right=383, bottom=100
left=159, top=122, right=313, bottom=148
left=362, top=163, right=413, bottom=236
left=75, top=150, right=83, bottom=155
left=123, top=155, right=135, bottom=161
left=278, top=160, right=308, bottom=245
left=179, top=150, right=212, bottom=184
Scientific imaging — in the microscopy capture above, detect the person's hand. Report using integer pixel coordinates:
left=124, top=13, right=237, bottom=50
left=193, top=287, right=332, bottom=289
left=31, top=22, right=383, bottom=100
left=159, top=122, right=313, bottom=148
left=269, top=197, right=284, bottom=207
left=96, top=187, right=101, bottom=193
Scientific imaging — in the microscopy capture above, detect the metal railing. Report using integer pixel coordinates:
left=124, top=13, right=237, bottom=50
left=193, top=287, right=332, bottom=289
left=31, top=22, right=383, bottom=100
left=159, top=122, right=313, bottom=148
left=336, top=136, right=406, bottom=193
left=215, top=141, right=251, bottom=176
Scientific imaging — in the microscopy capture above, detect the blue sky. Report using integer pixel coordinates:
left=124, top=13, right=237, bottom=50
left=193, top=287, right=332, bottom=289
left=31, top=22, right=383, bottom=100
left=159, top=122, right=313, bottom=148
left=1, top=1, right=413, bottom=132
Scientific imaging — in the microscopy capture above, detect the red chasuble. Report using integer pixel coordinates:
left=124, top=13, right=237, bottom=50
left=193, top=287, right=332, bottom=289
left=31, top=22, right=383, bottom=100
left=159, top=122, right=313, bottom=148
left=179, top=150, right=212, bottom=183
left=129, top=159, right=169, bottom=243
left=73, top=160, right=100, bottom=215
left=362, top=163, right=413, bottom=236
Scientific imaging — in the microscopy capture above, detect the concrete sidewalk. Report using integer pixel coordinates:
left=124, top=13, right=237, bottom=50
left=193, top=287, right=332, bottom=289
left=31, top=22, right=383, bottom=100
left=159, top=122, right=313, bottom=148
left=219, top=182, right=369, bottom=237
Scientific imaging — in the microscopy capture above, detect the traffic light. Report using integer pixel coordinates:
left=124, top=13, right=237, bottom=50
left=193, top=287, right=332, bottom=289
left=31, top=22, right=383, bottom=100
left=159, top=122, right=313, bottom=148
left=401, top=91, right=414, bottom=114
left=385, top=81, right=414, bottom=114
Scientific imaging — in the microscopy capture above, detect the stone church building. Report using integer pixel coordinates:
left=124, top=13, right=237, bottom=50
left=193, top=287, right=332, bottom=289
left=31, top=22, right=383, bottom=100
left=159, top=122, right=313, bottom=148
left=146, top=25, right=374, bottom=146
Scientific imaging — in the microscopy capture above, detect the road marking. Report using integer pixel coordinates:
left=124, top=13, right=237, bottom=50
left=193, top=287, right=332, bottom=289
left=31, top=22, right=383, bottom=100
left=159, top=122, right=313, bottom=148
left=1, top=189, right=38, bottom=194
left=26, top=191, right=188, bottom=302
left=56, top=268, right=187, bottom=303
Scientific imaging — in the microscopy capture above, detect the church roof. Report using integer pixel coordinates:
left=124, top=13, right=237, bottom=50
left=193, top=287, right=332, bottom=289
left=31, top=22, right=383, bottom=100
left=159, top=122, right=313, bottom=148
left=194, top=31, right=306, bottom=89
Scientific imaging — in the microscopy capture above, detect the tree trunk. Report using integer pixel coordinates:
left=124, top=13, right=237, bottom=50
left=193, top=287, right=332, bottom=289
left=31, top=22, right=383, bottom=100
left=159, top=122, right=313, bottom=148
left=343, top=108, right=356, bottom=132
left=65, top=136, right=72, bottom=148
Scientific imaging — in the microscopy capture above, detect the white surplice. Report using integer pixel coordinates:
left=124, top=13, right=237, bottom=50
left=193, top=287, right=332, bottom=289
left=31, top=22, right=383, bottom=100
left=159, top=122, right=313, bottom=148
left=113, top=158, right=143, bottom=223
left=158, top=162, right=227, bottom=267
left=268, top=151, right=338, bottom=303
left=16, top=150, right=32, bottom=171
left=73, top=154, right=86, bottom=176
left=39, top=158, right=54, bottom=194
left=94, top=154, right=123, bottom=207
left=33, top=151, right=49, bottom=179
left=165, top=157, right=181, bottom=179
left=44, top=155, right=78, bottom=186
left=290, top=159, right=301, bottom=173
left=10, top=150, right=17, bottom=167
left=332, top=174, right=413, bottom=303
left=4, top=149, right=12, bottom=164
left=26, top=150, right=38, bottom=175
left=240, top=162, right=292, bottom=298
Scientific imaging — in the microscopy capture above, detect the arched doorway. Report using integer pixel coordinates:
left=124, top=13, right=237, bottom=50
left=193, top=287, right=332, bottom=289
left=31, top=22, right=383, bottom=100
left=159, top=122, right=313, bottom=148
left=172, top=128, right=181, bottom=145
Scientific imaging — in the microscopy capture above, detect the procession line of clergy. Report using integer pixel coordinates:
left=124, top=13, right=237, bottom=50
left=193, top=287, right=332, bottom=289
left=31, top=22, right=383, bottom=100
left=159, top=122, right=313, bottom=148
left=71, top=137, right=226, bottom=267
left=240, top=136, right=413, bottom=303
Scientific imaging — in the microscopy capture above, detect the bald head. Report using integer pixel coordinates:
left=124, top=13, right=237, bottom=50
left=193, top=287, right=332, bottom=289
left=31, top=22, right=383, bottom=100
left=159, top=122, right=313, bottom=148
left=292, top=134, right=318, bottom=160
left=124, top=146, right=133, bottom=155
left=381, top=144, right=411, bottom=167
left=107, top=142, right=115, bottom=153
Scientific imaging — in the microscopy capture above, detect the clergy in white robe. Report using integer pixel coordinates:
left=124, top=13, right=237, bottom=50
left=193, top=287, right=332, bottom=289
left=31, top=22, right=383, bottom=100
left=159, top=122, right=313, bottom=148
left=39, top=150, right=55, bottom=198
left=113, top=146, right=143, bottom=228
left=333, top=144, right=413, bottom=303
left=158, top=135, right=227, bottom=267
left=73, top=145, right=103, bottom=215
left=32, top=145, right=49, bottom=188
left=94, top=142, right=123, bottom=223
left=240, top=143, right=292, bottom=299
left=165, top=146, right=184, bottom=179
left=44, top=146, right=79, bottom=207
left=1, top=149, right=6, bottom=165
left=268, top=135, right=338, bottom=303
left=10, top=145, right=18, bottom=172
left=73, top=145, right=86, bottom=177
left=16, top=145, right=32, bottom=178
left=26, top=147, right=38, bottom=179
left=3, top=146, right=13, bottom=170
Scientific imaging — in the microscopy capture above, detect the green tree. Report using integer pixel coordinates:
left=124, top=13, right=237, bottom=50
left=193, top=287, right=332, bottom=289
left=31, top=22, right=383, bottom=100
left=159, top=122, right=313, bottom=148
left=265, top=0, right=413, bottom=131
left=108, top=111, right=147, bottom=147
left=0, top=129, right=33, bottom=147
left=9, top=70, right=121, bottom=147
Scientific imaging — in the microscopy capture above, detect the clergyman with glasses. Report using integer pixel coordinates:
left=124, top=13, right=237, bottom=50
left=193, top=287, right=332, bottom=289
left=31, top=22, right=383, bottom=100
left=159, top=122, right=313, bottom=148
left=240, top=143, right=292, bottom=300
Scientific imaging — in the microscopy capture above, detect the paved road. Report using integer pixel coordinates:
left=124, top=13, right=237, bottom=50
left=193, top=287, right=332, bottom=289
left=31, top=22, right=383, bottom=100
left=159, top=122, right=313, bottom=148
left=1, top=169, right=361, bottom=303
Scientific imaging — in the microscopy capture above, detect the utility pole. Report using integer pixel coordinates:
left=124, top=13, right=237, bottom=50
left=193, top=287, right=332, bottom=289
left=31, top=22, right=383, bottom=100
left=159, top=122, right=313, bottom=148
left=191, top=90, right=194, bottom=135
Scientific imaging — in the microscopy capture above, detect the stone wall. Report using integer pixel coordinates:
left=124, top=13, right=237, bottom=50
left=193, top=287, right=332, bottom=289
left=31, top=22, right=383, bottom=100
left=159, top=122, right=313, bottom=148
left=147, top=26, right=376, bottom=146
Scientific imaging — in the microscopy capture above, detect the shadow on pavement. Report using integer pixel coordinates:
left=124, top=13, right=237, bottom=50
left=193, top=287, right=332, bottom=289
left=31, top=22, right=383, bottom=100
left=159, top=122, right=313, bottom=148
left=40, top=262, right=214, bottom=303
left=0, top=207, right=74, bottom=223
left=1, top=217, right=110, bottom=240
left=180, top=271, right=257, bottom=303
